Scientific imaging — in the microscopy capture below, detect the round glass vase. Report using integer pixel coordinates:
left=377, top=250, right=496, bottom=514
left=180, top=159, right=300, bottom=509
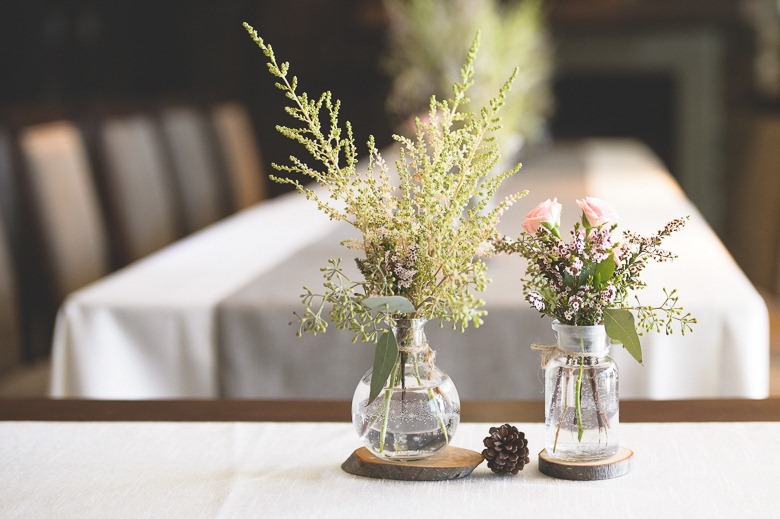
left=544, top=320, right=619, bottom=461
left=351, top=318, right=460, bottom=461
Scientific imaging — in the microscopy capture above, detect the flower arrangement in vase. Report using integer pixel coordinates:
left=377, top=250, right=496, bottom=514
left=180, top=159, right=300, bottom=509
left=495, top=197, right=696, bottom=460
left=243, top=24, right=525, bottom=460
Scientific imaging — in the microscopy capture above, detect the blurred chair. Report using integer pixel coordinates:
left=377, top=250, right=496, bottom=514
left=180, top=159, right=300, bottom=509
left=210, top=102, right=267, bottom=211
left=0, top=223, right=20, bottom=373
left=0, top=130, right=22, bottom=375
left=18, top=121, right=109, bottom=301
left=159, top=105, right=230, bottom=233
left=96, top=113, right=182, bottom=264
left=0, top=210, right=48, bottom=397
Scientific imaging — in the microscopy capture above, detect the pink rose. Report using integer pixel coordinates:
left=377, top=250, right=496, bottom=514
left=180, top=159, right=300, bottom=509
left=522, top=198, right=562, bottom=234
left=576, top=197, right=619, bottom=227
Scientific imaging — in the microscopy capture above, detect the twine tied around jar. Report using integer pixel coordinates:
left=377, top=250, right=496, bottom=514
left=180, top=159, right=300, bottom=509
left=396, top=329, right=436, bottom=378
left=530, top=343, right=589, bottom=368
left=398, top=342, right=437, bottom=367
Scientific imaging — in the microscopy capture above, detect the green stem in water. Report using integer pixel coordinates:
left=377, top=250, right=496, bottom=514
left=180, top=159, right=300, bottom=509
left=575, top=338, right=585, bottom=441
left=553, top=367, right=570, bottom=453
left=412, top=353, right=449, bottom=445
left=378, top=359, right=402, bottom=453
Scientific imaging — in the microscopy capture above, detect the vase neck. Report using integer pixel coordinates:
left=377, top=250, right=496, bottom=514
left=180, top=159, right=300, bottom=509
left=392, top=318, right=428, bottom=354
left=552, top=321, right=609, bottom=355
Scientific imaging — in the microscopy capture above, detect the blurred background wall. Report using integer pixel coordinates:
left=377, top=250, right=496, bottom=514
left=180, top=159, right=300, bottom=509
left=1, top=0, right=779, bottom=373
left=0, top=0, right=394, bottom=199
left=0, top=2, right=764, bottom=199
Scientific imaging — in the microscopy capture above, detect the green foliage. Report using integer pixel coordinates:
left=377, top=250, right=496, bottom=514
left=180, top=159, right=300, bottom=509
left=604, top=308, right=642, bottom=364
left=633, top=288, right=696, bottom=337
left=383, top=0, right=553, bottom=144
left=494, top=202, right=696, bottom=364
left=369, top=332, right=399, bottom=405
left=244, top=23, right=525, bottom=343
left=362, top=296, right=416, bottom=314
left=593, top=256, right=616, bottom=288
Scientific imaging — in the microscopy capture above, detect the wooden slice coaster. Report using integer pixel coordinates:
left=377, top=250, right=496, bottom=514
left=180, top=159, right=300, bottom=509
left=342, top=446, right=484, bottom=481
left=538, top=447, right=633, bottom=481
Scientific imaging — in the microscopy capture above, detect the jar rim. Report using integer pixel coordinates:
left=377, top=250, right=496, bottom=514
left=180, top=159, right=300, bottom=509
left=391, top=317, right=428, bottom=327
left=551, top=319, right=605, bottom=333
left=551, top=319, right=611, bottom=354
left=391, top=317, right=428, bottom=353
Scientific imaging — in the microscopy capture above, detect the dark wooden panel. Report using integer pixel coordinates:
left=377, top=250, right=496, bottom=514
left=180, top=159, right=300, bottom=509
left=2, top=398, right=780, bottom=423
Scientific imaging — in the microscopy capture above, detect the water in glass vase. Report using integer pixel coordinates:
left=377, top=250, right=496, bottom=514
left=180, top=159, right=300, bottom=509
left=545, top=361, right=619, bottom=461
left=542, top=322, right=620, bottom=461
left=351, top=318, right=461, bottom=460
left=353, top=377, right=460, bottom=461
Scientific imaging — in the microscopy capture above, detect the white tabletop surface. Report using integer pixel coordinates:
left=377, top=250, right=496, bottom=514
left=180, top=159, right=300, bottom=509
left=50, top=140, right=769, bottom=399
left=1, top=420, right=779, bottom=518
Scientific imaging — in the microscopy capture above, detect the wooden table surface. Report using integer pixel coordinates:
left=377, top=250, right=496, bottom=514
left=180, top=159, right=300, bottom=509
left=2, top=398, right=780, bottom=422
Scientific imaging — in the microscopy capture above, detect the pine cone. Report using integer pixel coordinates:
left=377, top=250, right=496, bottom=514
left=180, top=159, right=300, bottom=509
left=482, top=424, right=530, bottom=475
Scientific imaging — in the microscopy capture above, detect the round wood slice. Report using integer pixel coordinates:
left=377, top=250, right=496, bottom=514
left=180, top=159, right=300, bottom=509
left=342, top=446, right=484, bottom=481
left=538, top=447, right=633, bottom=481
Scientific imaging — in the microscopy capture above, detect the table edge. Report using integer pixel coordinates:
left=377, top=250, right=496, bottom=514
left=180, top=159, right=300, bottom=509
left=2, top=398, right=779, bottom=422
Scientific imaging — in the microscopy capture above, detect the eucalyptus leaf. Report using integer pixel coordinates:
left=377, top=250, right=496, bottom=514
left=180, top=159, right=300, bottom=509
left=367, top=331, right=399, bottom=405
left=604, top=308, right=643, bottom=364
left=361, top=296, right=415, bottom=314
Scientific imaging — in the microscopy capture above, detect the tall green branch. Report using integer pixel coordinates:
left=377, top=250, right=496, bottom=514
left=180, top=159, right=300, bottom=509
left=244, top=23, right=525, bottom=341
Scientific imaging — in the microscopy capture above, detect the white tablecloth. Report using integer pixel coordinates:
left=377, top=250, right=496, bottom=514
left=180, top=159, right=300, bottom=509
left=50, top=140, right=769, bottom=399
left=1, top=421, right=779, bottom=518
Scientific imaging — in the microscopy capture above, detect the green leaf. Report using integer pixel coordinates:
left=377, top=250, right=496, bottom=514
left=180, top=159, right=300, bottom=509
left=604, top=308, right=643, bottom=364
left=578, top=262, right=595, bottom=285
left=367, top=332, right=399, bottom=405
left=593, top=255, right=616, bottom=288
left=361, top=296, right=415, bottom=314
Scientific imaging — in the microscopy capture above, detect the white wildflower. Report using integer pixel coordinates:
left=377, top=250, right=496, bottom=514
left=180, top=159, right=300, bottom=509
left=475, top=240, right=494, bottom=257
left=565, top=257, right=583, bottom=277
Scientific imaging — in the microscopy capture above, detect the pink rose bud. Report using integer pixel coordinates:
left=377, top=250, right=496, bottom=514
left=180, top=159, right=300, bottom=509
left=522, top=198, right=562, bottom=234
left=576, top=197, right=619, bottom=227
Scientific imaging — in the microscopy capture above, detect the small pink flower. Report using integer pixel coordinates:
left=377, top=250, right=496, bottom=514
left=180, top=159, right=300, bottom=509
left=565, top=257, right=583, bottom=277
left=576, top=197, right=619, bottom=227
left=522, top=198, right=562, bottom=234
left=613, top=243, right=627, bottom=268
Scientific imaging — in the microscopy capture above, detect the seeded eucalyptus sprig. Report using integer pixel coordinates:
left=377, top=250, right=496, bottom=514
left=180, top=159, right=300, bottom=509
left=244, top=23, right=525, bottom=344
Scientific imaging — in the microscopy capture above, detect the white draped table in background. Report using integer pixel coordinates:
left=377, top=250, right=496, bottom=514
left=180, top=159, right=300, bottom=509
left=50, top=140, right=769, bottom=399
left=2, top=421, right=780, bottom=517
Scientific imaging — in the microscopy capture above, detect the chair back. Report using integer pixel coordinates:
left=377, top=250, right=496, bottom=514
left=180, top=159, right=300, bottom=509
left=98, top=114, right=181, bottom=263
left=19, top=121, right=108, bottom=299
left=210, top=102, right=266, bottom=210
left=0, top=130, right=21, bottom=373
left=159, top=106, right=229, bottom=233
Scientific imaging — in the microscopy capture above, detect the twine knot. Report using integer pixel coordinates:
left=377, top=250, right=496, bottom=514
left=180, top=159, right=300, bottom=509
left=530, top=343, right=588, bottom=368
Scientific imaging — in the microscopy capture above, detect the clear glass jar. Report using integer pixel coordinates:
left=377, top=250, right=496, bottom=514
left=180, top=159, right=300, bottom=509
left=544, top=321, right=619, bottom=461
left=351, top=318, right=460, bottom=461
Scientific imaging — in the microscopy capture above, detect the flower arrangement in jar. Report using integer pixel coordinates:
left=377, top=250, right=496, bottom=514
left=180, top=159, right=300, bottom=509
left=495, top=197, right=696, bottom=460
